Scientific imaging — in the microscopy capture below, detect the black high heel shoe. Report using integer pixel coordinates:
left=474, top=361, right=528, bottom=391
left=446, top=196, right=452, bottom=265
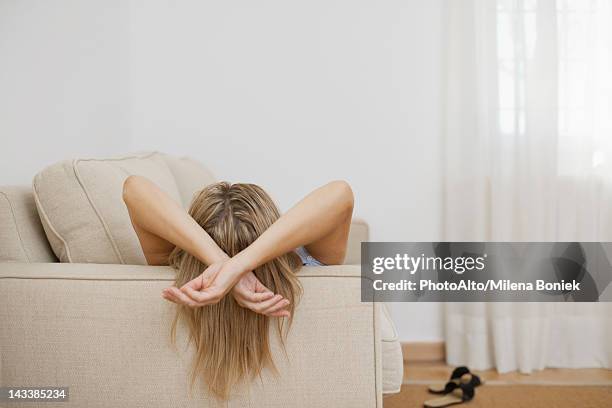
left=428, top=366, right=482, bottom=394
left=424, top=381, right=475, bottom=407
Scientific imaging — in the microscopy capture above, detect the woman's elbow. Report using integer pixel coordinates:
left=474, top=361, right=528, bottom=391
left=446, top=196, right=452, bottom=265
left=329, top=180, right=354, bottom=215
left=122, top=175, right=145, bottom=204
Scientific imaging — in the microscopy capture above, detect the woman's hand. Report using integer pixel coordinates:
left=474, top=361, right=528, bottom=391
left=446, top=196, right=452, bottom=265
left=162, top=261, right=228, bottom=307
left=162, top=258, right=291, bottom=316
left=232, top=272, right=291, bottom=317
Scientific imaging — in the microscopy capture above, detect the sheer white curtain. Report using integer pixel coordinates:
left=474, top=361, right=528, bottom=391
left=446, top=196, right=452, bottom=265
left=443, top=0, right=612, bottom=373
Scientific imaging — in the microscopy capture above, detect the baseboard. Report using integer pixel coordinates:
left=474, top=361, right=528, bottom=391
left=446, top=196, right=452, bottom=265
left=401, top=341, right=445, bottom=363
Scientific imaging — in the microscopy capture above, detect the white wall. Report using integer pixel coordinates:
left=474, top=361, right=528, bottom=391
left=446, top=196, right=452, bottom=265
left=129, top=0, right=444, bottom=240
left=0, top=0, right=444, bottom=342
left=0, top=0, right=130, bottom=185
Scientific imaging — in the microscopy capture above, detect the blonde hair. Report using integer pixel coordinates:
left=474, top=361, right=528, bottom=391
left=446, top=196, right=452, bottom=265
left=168, top=182, right=302, bottom=400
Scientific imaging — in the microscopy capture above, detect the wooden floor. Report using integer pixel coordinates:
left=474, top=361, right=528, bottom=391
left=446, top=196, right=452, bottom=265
left=384, top=361, right=612, bottom=408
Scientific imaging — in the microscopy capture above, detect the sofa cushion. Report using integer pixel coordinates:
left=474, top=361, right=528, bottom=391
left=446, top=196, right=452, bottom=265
left=0, top=186, right=57, bottom=263
left=33, top=152, right=215, bottom=264
left=163, top=154, right=217, bottom=207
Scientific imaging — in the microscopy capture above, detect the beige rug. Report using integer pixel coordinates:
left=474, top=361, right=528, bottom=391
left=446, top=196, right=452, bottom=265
left=384, top=384, right=612, bottom=408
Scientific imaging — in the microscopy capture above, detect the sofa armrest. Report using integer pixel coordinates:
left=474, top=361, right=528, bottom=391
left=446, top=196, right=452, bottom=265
left=0, top=263, right=382, bottom=408
left=345, top=218, right=369, bottom=265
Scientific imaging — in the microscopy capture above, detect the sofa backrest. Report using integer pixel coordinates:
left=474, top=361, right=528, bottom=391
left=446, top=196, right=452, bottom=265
left=32, top=152, right=216, bottom=264
left=0, top=186, right=58, bottom=263
left=2, top=151, right=368, bottom=265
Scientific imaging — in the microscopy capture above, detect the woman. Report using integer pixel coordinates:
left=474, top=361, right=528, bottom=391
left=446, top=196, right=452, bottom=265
left=122, top=176, right=354, bottom=399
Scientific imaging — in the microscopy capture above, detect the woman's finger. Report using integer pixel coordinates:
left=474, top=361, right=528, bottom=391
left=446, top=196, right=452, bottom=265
left=236, top=298, right=257, bottom=310
left=183, top=286, right=221, bottom=305
left=251, top=294, right=284, bottom=313
left=239, top=289, right=274, bottom=303
left=239, top=295, right=282, bottom=314
left=163, top=288, right=180, bottom=302
left=165, top=290, right=186, bottom=305
left=168, top=287, right=200, bottom=307
left=262, top=299, right=290, bottom=315
left=162, top=290, right=178, bottom=304
left=168, top=287, right=197, bottom=307
left=181, top=274, right=205, bottom=291
left=181, top=264, right=221, bottom=292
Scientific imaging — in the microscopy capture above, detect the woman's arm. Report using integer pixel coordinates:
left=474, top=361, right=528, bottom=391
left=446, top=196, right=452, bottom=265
left=123, top=176, right=287, bottom=315
left=179, top=180, right=354, bottom=306
left=122, top=175, right=227, bottom=266
left=237, top=180, right=354, bottom=269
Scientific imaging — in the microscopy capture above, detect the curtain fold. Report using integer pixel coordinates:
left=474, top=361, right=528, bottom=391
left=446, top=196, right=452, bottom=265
left=443, top=0, right=612, bottom=373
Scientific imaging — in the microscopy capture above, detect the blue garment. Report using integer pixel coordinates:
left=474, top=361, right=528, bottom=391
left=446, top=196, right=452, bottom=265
left=295, top=246, right=325, bottom=267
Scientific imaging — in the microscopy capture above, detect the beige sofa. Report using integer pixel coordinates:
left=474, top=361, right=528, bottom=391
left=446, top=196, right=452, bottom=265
left=0, top=152, right=402, bottom=407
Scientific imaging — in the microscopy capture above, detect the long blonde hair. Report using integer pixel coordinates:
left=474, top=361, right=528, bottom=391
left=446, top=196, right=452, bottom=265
left=168, top=182, right=302, bottom=400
